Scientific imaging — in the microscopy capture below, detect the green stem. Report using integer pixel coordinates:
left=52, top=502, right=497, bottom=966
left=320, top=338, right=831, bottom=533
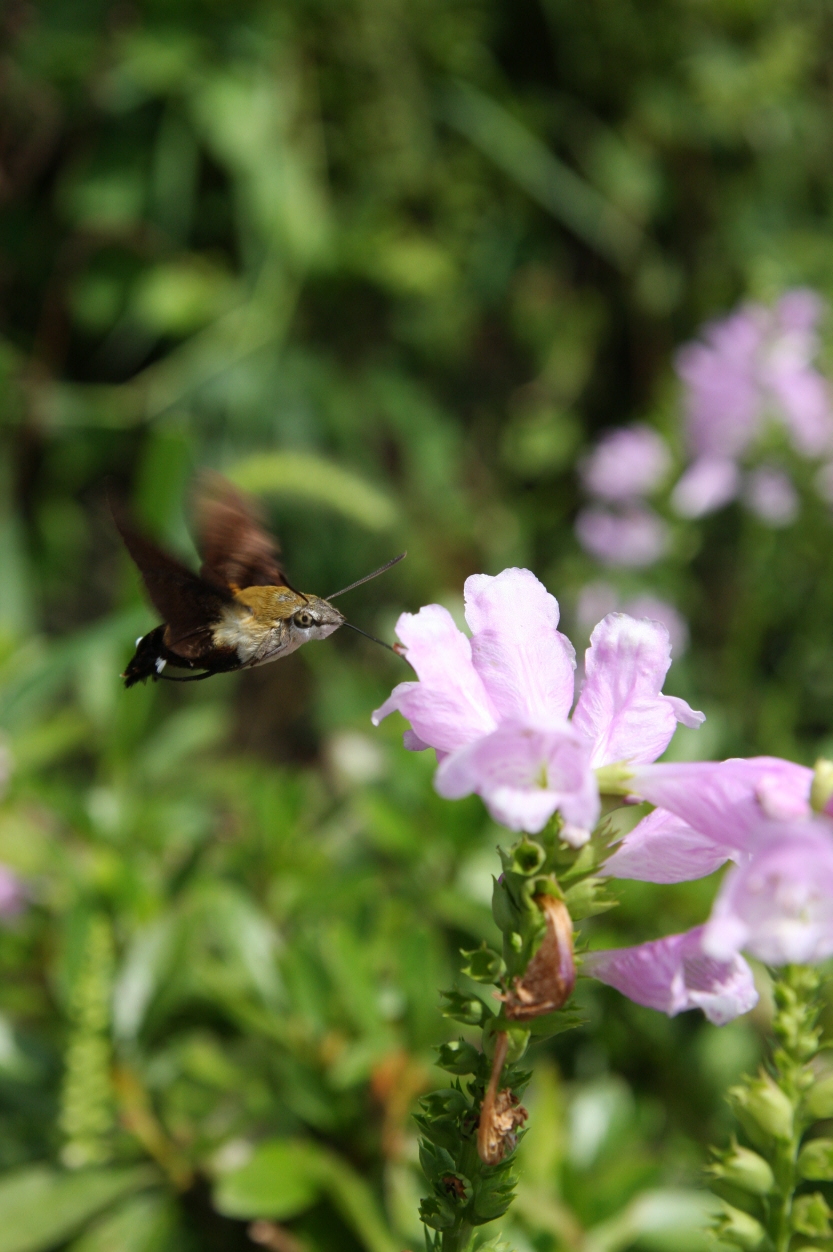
left=440, top=1222, right=473, bottom=1252
left=772, top=1135, right=798, bottom=1252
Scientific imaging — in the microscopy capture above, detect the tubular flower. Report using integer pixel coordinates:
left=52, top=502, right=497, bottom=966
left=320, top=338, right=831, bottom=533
left=372, top=568, right=703, bottom=844
left=583, top=926, right=759, bottom=1026
left=600, top=756, right=833, bottom=966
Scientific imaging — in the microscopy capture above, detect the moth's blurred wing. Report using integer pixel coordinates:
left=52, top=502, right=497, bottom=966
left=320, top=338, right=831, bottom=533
left=194, top=473, right=288, bottom=590
left=113, top=509, right=234, bottom=657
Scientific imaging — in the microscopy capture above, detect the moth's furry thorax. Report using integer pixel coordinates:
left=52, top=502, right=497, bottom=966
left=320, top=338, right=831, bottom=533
left=210, top=587, right=344, bottom=666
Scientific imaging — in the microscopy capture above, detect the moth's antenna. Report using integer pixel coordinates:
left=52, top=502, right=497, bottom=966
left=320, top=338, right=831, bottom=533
left=341, top=620, right=402, bottom=655
left=326, top=553, right=406, bottom=601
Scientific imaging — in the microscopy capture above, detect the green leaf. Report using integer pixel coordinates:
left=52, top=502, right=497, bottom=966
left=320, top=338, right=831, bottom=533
left=213, top=1140, right=323, bottom=1220
left=213, top=1139, right=398, bottom=1252
left=227, top=452, right=399, bottom=531
left=68, top=1191, right=178, bottom=1252
left=0, top=1166, right=158, bottom=1252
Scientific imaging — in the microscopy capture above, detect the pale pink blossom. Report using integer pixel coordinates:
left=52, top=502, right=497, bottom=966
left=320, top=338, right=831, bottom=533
left=576, top=586, right=688, bottom=657
left=743, top=466, right=799, bottom=527
left=602, top=807, right=734, bottom=884
left=574, top=505, right=669, bottom=567
left=604, top=755, right=833, bottom=966
left=761, top=290, right=832, bottom=457
left=373, top=569, right=703, bottom=841
left=625, top=757, right=812, bottom=853
left=675, top=291, right=833, bottom=463
left=579, top=425, right=671, bottom=502
left=572, top=613, right=703, bottom=768
left=599, top=756, right=812, bottom=885
left=621, top=596, right=689, bottom=658
left=670, top=457, right=740, bottom=519
left=583, top=926, right=758, bottom=1025
left=675, top=308, right=764, bottom=461
left=703, top=824, right=833, bottom=965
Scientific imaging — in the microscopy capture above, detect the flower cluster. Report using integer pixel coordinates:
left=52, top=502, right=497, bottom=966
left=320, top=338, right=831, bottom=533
left=575, top=291, right=833, bottom=578
left=575, top=424, right=671, bottom=566
left=374, top=567, right=833, bottom=1029
left=672, top=289, right=832, bottom=523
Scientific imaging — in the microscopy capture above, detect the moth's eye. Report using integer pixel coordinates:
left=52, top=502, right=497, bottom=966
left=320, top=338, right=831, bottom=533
left=294, top=611, right=314, bottom=629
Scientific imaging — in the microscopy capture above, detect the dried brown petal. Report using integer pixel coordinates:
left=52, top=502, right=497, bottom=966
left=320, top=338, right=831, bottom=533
left=477, top=1031, right=529, bottom=1165
left=500, top=895, right=575, bottom=1020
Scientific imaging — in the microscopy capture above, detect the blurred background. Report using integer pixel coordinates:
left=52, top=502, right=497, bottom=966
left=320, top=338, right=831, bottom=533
left=2, top=0, right=833, bottom=1248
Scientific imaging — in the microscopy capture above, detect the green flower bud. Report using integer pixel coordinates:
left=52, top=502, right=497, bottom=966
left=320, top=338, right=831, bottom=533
left=461, top=943, right=506, bottom=984
left=729, top=1073, right=793, bottom=1142
left=509, top=837, right=546, bottom=877
left=792, top=1191, right=832, bottom=1238
left=810, top=758, right=833, bottom=814
left=708, top=1139, right=774, bottom=1195
left=716, top=1202, right=768, bottom=1250
left=435, top=1039, right=482, bottom=1076
left=440, top=990, right=490, bottom=1026
left=804, top=1074, right=833, bottom=1119
left=798, top=1136, right=833, bottom=1180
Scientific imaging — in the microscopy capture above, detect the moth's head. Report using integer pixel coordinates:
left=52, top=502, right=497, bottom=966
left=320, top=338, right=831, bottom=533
left=285, top=593, right=344, bottom=642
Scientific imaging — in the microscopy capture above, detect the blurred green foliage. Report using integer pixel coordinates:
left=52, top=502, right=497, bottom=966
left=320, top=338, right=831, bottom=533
left=2, top=0, right=833, bottom=1246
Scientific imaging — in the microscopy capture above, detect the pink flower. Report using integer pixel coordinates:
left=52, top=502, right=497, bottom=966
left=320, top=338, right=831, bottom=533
left=601, top=755, right=833, bottom=966
left=620, top=596, right=689, bottom=658
left=579, top=425, right=671, bottom=502
left=670, top=457, right=740, bottom=519
left=743, top=466, right=799, bottom=527
left=574, top=505, right=669, bottom=567
left=602, top=807, right=734, bottom=884
left=583, top=926, right=758, bottom=1025
left=625, top=757, right=812, bottom=854
left=576, top=586, right=689, bottom=658
left=372, top=569, right=703, bottom=842
left=676, top=292, right=833, bottom=461
left=600, top=756, right=812, bottom=884
left=672, top=291, right=833, bottom=520
left=762, top=291, right=832, bottom=457
left=703, top=824, right=833, bottom=965
left=675, top=308, right=764, bottom=461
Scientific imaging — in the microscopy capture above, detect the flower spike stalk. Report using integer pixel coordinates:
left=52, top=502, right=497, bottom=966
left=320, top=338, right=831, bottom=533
left=708, top=965, right=833, bottom=1252
left=415, top=821, right=615, bottom=1251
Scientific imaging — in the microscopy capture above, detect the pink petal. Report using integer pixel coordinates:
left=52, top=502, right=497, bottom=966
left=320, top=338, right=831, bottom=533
left=435, top=720, right=599, bottom=835
left=584, top=926, right=758, bottom=1025
left=371, top=605, right=497, bottom=753
left=703, top=824, right=833, bottom=964
left=602, top=807, right=734, bottom=883
left=629, top=758, right=813, bottom=852
left=574, top=505, right=668, bottom=567
left=674, top=308, right=764, bottom=460
left=621, top=596, right=689, bottom=658
left=579, top=424, right=671, bottom=502
left=572, top=613, right=704, bottom=767
left=670, top=457, right=740, bottom=519
left=743, top=467, right=798, bottom=528
left=464, top=569, right=576, bottom=723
